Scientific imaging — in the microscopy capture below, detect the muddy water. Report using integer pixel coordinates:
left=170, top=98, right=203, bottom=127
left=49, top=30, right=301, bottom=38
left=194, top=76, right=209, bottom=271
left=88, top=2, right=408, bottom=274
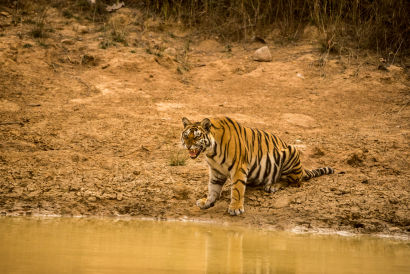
left=0, top=217, right=409, bottom=274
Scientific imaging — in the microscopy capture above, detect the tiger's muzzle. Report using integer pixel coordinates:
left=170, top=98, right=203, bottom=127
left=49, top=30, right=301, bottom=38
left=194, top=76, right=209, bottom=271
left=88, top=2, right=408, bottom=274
left=188, top=146, right=203, bottom=159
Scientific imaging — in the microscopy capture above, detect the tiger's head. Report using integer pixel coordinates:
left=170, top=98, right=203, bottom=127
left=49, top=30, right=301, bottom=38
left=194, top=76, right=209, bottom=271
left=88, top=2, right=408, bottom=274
left=181, top=117, right=212, bottom=159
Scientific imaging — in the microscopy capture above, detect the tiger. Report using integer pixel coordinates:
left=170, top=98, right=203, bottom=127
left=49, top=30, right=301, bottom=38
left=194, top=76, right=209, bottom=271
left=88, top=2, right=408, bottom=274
left=181, top=117, right=340, bottom=216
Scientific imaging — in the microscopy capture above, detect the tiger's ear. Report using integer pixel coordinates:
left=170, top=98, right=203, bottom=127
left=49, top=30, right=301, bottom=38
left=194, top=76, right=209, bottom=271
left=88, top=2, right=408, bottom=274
left=182, top=117, right=192, bottom=128
left=201, top=118, right=212, bottom=132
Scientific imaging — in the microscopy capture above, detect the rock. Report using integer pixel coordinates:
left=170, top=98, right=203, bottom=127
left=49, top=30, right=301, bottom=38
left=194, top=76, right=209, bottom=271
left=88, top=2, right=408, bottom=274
left=107, top=2, right=125, bottom=12
left=357, top=174, right=368, bottom=184
left=164, top=47, right=177, bottom=56
left=117, top=193, right=123, bottom=201
left=252, top=36, right=267, bottom=44
left=253, top=46, right=272, bottom=62
left=389, top=227, right=400, bottom=232
left=1, top=12, right=10, bottom=17
left=74, top=25, right=89, bottom=34
left=88, top=196, right=96, bottom=202
left=61, top=39, right=75, bottom=45
left=87, top=0, right=96, bottom=4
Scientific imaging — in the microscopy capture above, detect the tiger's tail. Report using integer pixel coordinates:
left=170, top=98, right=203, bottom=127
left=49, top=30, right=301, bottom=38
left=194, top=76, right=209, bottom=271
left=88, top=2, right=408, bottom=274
left=303, top=167, right=337, bottom=180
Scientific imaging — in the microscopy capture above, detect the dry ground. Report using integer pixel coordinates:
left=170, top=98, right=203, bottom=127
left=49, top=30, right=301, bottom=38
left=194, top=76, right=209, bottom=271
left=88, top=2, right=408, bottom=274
left=1, top=6, right=410, bottom=236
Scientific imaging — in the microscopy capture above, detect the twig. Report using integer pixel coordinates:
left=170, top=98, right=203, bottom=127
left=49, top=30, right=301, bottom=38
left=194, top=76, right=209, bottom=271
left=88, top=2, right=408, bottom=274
left=398, top=99, right=410, bottom=113
left=391, top=39, right=403, bottom=66
left=0, top=122, right=23, bottom=125
left=78, top=78, right=92, bottom=96
left=119, top=145, right=149, bottom=157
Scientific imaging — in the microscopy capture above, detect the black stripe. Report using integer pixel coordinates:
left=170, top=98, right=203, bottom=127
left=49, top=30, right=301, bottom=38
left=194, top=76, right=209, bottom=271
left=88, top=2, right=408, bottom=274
left=238, top=167, right=247, bottom=175
left=233, top=188, right=241, bottom=200
left=210, top=178, right=226, bottom=185
left=248, top=159, right=258, bottom=178
left=228, top=151, right=237, bottom=171
left=233, top=179, right=246, bottom=185
left=265, top=154, right=272, bottom=178
left=225, top=117, right=241, bottom=139
left=211, top=168, right=224, bottom=177
left=221, top=138, right=230, bottom=165
left=218, top=126, right=225, bottom=158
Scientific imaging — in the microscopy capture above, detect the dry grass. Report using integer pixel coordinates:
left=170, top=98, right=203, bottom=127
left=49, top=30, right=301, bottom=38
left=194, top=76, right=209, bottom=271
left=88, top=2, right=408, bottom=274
left=2, top=0, right=409, bottom=60
left=168, top=148, right=187, bottom=166
left=126, top=0, right=410, bottom=61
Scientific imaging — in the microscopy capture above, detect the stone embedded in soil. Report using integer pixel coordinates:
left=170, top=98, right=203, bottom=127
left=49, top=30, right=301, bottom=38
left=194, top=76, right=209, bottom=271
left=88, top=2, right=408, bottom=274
left=164, top=47, right=177, bottom=56
left=61, top=39, right=75, bottom=45
left=75, top=25, right=90, bottom=34
left=253, top=46, right=272, bottom=62
left=117, top=193, right=123, bottom=201
left=389, top=227, right=400, bottom=232
left=87, top=196, right=96, bottom=202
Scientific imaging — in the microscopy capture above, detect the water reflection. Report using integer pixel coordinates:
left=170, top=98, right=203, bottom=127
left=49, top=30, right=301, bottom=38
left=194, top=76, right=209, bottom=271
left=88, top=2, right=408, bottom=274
left=0, top=217, right=409, bottom=274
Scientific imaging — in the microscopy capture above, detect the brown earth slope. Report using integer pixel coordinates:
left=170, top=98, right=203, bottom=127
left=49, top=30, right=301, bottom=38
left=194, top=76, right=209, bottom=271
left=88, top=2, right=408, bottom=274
left=1, top=6, right=410, bottom=236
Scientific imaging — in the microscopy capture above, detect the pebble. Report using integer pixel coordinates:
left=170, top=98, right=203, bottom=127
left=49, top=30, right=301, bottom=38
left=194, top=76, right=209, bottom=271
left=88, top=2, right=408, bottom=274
left=61, top=39, right=75, bottom=45
left=164, top=47, right=177, bottom=56
left=253, top=46, right=272, bottom=62
left=88, top=196, right=97, bottom=202
left=389, top=227, right=400, bottom=232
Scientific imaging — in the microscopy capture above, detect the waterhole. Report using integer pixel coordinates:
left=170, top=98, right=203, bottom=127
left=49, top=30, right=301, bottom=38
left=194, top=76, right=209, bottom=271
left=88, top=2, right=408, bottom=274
left=0, top=217, right=409, bottom=273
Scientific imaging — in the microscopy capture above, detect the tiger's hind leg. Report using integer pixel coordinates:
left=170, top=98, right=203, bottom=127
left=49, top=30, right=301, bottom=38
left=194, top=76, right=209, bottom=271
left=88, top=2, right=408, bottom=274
left=264, top=180, right=288, bottom=194
left=264, top=145, right=303, bottom=193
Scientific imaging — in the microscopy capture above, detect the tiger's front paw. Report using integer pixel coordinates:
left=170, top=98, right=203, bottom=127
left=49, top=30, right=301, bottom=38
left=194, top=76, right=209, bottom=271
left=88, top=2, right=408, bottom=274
left=228, top=203, right=245, bottom=216
left=196, top=198, right=213, bottom=209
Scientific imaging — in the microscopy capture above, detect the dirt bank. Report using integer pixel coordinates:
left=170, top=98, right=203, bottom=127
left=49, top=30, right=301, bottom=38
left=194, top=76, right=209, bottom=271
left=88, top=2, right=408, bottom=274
left=1, top=5, right=410, bottom=236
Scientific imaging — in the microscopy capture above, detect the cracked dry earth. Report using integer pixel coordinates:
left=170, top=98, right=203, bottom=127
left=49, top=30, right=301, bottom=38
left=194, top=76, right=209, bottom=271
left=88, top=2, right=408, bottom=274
left=1, top=7, right=410, bottom=237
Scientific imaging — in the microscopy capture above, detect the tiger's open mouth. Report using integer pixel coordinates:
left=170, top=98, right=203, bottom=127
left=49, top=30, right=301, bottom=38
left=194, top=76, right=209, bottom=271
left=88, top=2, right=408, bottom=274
left=188, top=147, right=202, bottom=159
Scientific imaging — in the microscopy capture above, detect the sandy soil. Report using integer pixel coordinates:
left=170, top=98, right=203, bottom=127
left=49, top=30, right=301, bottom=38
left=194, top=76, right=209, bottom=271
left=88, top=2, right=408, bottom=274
left=1, top=6, right=410, bottom=236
